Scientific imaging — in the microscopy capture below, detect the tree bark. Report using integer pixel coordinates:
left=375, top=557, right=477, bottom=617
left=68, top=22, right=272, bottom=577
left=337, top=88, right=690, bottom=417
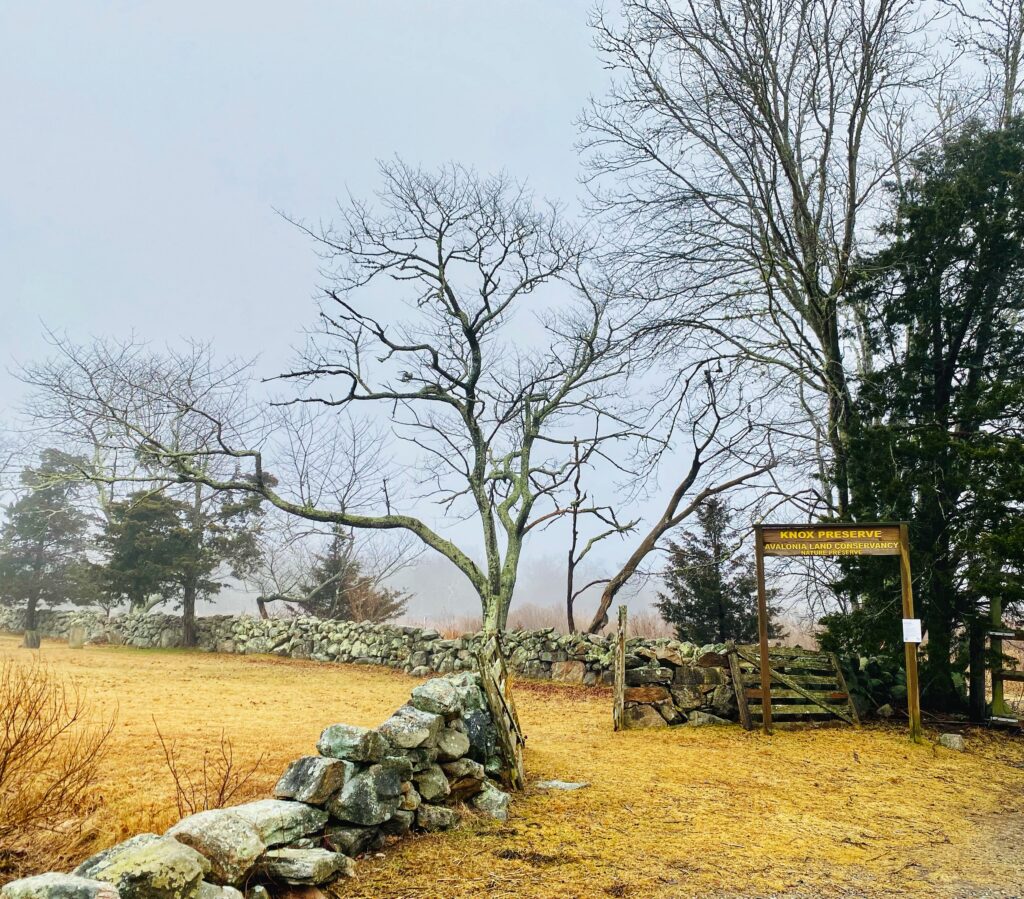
left=182, top=579, right=197, bottom=648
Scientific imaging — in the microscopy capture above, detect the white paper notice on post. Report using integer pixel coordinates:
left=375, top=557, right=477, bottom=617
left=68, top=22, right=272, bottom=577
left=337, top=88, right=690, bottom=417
left=902, top=619, right=922, bottom=643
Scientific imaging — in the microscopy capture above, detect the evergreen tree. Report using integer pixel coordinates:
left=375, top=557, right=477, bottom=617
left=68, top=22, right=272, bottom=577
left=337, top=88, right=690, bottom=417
left=0, top=450, right=92, bottom=633
left=827, top=118, right=1024, bottom=710
left=297, top=527, right=407, bottom=623
left=656, top=498, right=782, bottom=645
left=99, top=485, right=265, bottom=644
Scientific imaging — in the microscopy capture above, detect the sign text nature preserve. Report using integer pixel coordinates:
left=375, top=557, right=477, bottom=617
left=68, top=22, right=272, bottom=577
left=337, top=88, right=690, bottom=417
left=753, top=522, right=922, bottom=740
left=760, top=525, right=902, bottom=557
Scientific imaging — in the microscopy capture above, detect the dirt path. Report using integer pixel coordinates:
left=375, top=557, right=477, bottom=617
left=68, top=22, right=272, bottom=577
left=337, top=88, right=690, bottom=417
left=4, top=637, right=1023, bottom=897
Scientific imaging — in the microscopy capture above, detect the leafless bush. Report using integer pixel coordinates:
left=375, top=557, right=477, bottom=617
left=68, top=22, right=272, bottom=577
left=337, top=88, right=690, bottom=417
left=0, top=658, right=114, bottom=878
left=154, top=720, right=265, bottom=817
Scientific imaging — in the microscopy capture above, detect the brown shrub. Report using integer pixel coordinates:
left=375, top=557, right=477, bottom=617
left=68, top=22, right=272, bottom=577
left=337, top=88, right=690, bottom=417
left=154, top=721, right=265, bottom=817
left=0, top=657, right=114, bottom=879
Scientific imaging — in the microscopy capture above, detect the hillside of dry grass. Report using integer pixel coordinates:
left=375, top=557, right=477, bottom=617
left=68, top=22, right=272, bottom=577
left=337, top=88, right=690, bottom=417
left=2, top=635, right=1023, bottom=898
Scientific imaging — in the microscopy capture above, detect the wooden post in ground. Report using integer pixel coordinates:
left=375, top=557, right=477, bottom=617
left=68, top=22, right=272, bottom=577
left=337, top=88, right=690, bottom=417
left=613, top=605, right=627, bottom=731
left=990, top=596, right=1013, bottom=718
left=968, top=617, right=987, bottom=723
left=898, top=523, right=923, bottom=742
left=753, top=527, right=773, bottom=735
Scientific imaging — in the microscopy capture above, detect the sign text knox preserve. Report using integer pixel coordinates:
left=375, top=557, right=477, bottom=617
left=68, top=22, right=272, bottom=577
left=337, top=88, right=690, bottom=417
left=759, top=525, right=902, bottom=557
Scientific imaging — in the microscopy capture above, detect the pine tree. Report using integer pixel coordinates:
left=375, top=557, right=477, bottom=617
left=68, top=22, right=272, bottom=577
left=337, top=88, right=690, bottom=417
left=656, top=498, right=782, bottom=645
left=298, top=527, right=407, bottom=623
left=0, top=450, right=92, bottom=633
left=827, top=118, right=1024, bottom=710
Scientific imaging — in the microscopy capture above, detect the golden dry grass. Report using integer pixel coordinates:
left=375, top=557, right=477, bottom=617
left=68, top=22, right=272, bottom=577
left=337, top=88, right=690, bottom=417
left=4, top=634, right=1024, bottom=898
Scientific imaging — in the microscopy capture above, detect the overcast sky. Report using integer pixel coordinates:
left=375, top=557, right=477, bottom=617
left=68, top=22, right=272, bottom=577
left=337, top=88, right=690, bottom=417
left=1, top=2, right=652, bottom=621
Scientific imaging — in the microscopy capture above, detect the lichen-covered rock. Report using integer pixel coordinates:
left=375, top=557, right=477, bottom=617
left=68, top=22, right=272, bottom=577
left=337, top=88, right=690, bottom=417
left=0, top=873, right=121, bottom=899
left=326, top=764, right=402, bottom=826
left=436, top=727, right=471, bottom=762
left=380, top=808, right=414, bottom=836
left=413, top=764, right=450, bottom=802
left=625, top=667, right=673, bottom=687
left=317, top=723, right=387, bottom=763
left=441, top=758, right=485, bottom=800
left=471, top=781, right=511, bottom=821
left=227, top=800, right=328, bottom=847
left=415, top=805, right=459, bottom=832
left=258, top=849, right=353, bottom=885
left=550, top=660, right=586, bottom=683
left=166, top=810, right=264, bottom=887
left=323, top=825, right=384, bottom=857
left=73, top=834, right=210, bottom=899
left=274, top=756, right=354, bottom=805
left=409, top=678, right=462, bottom=716
left=462, top=708, right=498, bottom=764
left=377, top=705, right=443, bottom=749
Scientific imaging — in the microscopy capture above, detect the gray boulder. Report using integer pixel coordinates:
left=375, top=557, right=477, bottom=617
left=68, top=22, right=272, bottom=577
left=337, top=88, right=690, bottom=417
left=73, top=834, right=210, bottom=899
left=471, top=781, right=511, bottom=821
left=447, top=672, right=486, bottom=711
left=323, top=825, right=384, bottom=857
left=380, top=808, right=414, bottom=836
left=415, top=805, right=459, bottom=832
left=441, top=758, right=485, bottom=800
left=0, top=874, right=120, bottom=899
left=196, top=886, right=242, bottom=899
left=436, top=727, right=471, bottom=762
left=274, top=756, right=354, bottom=805
left=317, top=723, right=387, bottom=763
left=409, top=678, right=462, bottom=716
left=258, top=849, right=353, bottom=885
left=687, top=711, right=730, bottom=727
left=377, top=705, right=443, bottom=749
left=939, top=732, right=966, bottom=752
left=227, top=800, right=328, bottom=847
left=327, top=764, right=402, bottom=826
left=166, top=809, right=264, bottom=886
left=413, top=764, right=450, bottom=803
left=462, top=708, right=498, bottom=763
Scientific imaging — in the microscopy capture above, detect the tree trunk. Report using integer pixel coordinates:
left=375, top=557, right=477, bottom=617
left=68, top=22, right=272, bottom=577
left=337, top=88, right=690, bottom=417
left=182, top=579, right=197, bottom=647
left=25, top=594, right=38, bottom=631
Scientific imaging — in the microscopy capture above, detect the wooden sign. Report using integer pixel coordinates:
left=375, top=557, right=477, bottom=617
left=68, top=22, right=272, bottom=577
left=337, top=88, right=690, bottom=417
left=759, top=524, right=901, bottom=557
left=752, top=522, right=922, bottom=742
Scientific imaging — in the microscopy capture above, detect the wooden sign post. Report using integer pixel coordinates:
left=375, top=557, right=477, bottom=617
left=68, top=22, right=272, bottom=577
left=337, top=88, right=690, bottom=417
left=754, top=523, right=922, bottom=741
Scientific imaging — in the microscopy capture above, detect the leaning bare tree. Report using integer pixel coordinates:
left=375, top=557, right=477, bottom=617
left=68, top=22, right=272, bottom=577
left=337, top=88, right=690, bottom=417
left=583, top=0, right=931, bottom=518
left=34, top=162, right=636, bottom=633
left=585, top=365, right=780, bottom=633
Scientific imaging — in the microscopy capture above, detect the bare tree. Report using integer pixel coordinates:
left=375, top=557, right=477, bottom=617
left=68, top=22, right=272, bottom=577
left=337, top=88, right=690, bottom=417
left=28, top=162, right=637, bottom=633
left=586, top=369, right=780, bottom=633
left=944, top=0, right=1024, bottom=125
left=582, top=0, right=932, bottom=518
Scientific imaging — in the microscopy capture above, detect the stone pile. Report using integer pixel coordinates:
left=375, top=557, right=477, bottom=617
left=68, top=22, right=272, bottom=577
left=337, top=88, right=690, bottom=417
left=621, top=642, right=737, bottom=728
left=0, top=673, right=512, bottom=899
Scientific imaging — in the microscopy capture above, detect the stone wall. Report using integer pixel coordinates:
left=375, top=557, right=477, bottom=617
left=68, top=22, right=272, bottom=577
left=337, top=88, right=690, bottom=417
left=0, top=672, right=512, bottom=899
left=0, top=609, right=737, bottom=722
left=621, top=643, right=737, bottom=727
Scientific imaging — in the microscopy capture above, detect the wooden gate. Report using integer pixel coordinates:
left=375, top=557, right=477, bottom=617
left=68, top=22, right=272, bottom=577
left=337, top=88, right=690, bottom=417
left=969, top=620, right=1024, bottom=726
left=730, top=646, right=859, bottom=730
left=476, top=633, right=526, bottom=790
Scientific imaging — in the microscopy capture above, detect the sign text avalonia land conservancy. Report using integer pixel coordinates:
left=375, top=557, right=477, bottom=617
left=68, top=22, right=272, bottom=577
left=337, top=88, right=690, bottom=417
left=758, top=525, right=902, bottom=557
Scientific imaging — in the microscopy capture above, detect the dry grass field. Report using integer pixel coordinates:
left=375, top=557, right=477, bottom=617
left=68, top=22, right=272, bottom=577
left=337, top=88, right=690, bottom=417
left=4, top=634, right=1024, bottom=898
